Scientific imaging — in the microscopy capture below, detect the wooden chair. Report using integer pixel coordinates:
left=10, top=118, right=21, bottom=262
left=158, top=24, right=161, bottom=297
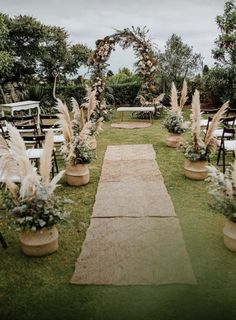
left=226, top=108, right=236, bottom=116
left=10, top=114, right=36, bottom=126
left=40, top=114, right=59, bottom=125
left=217, top=127, right=236, bottom=173
left=22, top=135, right=59, bottom=176
left=204, top=116, right=236, bottom=139
left=14, top=123, right=38, bottom=135
left=40, top=124, right=64, bottom=144
left=200, top=109, right=219, bottom=127
left=0, top=116, right=9, bottom=138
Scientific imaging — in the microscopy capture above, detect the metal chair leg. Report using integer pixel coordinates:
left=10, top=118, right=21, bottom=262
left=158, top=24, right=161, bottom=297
left=0, top=232, right=7, bottom=249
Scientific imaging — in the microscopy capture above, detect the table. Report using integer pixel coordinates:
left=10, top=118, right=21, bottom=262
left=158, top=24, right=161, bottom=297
left=117, top=106, right=155, bottom=123
left=0, top=100, right=40, bottom=125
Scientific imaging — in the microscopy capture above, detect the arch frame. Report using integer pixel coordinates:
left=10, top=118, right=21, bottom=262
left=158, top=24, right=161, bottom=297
left=88, top=27, right=159, bottom=120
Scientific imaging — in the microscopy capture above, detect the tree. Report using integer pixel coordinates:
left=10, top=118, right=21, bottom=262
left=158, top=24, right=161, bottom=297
left=38, top=25, right=68, bottom=99
left=158, top=34, right=203, bottom=92
left=6, top=14, right=45, bottom=83
left=212, top=0, right=236, bottom=66
left=106, top=67, right=141, bottom=85
left=204, top=1, right=236, bottom=107
left=39, top=26, right=91, bottom=99
left=65, top=43, right=92, bottom=76
left=0, top=13, right=14, bottom=103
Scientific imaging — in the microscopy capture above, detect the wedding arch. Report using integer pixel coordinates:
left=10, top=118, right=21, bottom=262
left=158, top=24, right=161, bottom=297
left=88, top=27, right=159, bottom=120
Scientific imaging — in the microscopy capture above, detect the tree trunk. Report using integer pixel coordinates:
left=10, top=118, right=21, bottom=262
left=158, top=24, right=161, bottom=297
left=10, top=83, right=17, bottom=102
left=52, top=74, right=58, bottom=100
left=0, top=84, right=7, bottom=104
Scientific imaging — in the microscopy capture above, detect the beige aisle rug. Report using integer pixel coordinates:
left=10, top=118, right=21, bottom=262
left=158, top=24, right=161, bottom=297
left=71, top=144, right=196, bottom=286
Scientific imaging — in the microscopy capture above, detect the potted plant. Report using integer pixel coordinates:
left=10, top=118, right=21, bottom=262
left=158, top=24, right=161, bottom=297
left=183, top=89, right=228, bottom=180
left=207, top=161, right=236, bottom=251
left=56, top=91, right=102, bottom=186
left=163, top=80, right=188, bottom=147
left=0, top=124, right=67, bottom=256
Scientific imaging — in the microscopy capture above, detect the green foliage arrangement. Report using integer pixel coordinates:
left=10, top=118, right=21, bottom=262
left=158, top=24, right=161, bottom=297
left=163, top=80, right=188, bottom=134
left=0, top=125, right=67, bottom=231
left=164, top=113, right=185, bottom=134
left=207, top=160, right=236, bottom=223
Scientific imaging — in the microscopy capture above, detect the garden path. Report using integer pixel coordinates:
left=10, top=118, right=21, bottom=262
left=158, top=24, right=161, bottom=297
left=71, top=145, right=196, bottom=285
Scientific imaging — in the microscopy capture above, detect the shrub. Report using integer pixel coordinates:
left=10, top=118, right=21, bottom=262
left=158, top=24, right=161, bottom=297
left=108, top=82, right=141, bottom=105
left=202, top=66, right=236, bottom=108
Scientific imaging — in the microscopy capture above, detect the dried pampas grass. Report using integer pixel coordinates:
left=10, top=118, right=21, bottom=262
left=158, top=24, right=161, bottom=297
left=179, top=79, right=188, bottom=109
left=204, top=101, right=229, bottom=154
left=191, top=89, right=204, bottom=151
left=56, top=98, right=73, bottom=142
left=40, top=130, right=54, bottom=185
left=170, top=82, right=179, bottom=114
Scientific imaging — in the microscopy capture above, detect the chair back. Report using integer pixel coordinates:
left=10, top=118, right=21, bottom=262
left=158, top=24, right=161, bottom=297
left=40, top=123, right=60, bottom=133
left=226, top=108, right=236, bottom=116
left=40, top=114, right=58, bottom=124
left=222, top=116, right=236, bottom=128
left=15, top=123, right=38, bottom=135
left=221, top=128, right=235, bottom=147
left=10, top=115, right=36, bottom=125
left=22, top=135, right=45, bottom=148
left=201, top=108, right=219, bottom=114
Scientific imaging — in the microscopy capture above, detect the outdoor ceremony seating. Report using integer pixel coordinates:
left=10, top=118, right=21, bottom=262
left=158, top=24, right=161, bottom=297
left=204, top=115, right=236, bottom=139
left=22, top=135, right=59, bottom=176
left=217, top=127, right=236, bottom=173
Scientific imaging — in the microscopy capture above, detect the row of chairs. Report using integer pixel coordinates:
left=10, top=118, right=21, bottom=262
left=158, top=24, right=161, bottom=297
left=202, top=113, right=236, bottom=173
left=0, top=114, right=63, bottom=177
left=0, top=114, right=61, bottom=137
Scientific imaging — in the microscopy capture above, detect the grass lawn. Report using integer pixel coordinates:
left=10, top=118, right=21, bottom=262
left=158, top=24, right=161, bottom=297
left=1, top=110, right=236, bottom=320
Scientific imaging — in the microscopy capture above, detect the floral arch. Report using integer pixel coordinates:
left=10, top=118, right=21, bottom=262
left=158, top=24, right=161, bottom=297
left=88, top=27, right=159, bottom=120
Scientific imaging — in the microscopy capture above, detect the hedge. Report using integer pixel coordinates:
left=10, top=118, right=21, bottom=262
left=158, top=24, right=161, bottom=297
left=109, top=82, right=141, bottom=106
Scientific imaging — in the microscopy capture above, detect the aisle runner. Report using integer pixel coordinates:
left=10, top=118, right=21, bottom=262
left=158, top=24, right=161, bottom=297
left=71, top=145, right=196, bottom=285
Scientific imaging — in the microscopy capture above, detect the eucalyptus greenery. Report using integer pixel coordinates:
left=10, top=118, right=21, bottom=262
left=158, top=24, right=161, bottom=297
left=163, top=112, right=185, bottom=134
left=207, top=163, right=236, bottom=223
left=0, top=186, right=68, bottom=231
left=183, top=144, right=208, bottom=161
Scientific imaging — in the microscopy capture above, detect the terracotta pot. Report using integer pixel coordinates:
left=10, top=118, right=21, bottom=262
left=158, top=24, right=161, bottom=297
left=223, top=219, right=236, bottom=252
left=19, top=225, right=59, bottom=257
left=88, top=136, right=97, bottom=150
left=184, top=159, right=208, bottom=180
left=166, top=134, right=182, bottom=148
left=65, top=163, right=90, bottom=186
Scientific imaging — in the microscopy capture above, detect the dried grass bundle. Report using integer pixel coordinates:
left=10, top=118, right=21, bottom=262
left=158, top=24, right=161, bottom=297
left=205, top=101, right=229, bottom=154
left=170, top=82, right=179, bottom=114
left=179, top=79, right=188, bottom=109
left=153, top=93, right=165, bottom=104
left=56, top=98, right=73, bottom=142
left=191, top=90, right=204, bottom=151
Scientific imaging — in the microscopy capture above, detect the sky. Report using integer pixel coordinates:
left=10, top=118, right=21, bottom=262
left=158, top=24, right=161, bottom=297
left=1, top=0, right=227, bottom=73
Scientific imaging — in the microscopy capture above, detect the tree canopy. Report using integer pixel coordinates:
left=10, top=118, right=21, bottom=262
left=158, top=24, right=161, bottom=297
left=212, top=0, right=236, bottom=66
left=158, top=34, right=203, bottom=92
left=0, top=12, right=92, bottom=102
